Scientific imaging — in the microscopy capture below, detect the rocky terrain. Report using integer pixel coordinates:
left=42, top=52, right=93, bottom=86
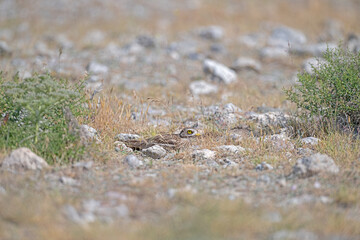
left=0, top=0, right=360, bottom=239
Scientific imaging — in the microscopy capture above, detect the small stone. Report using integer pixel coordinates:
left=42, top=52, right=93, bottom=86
left=232, top=57, right=262, bottom=73
left=256, top=162, right=274, bottom=171
left=302, top=58, right=327, bottom=75
left=291, top=43, right=337, bottom=57
left=136, top=35, right=156, bottom=48
left=277, top=178, right=287, bottom=187
left=260, top=47, right=288, bottom=59
left=116, top=133, right=140, bottom=142
left=189, top=80, right=218, bottom=95
left=114, top=141, right=133, bottom=152
left=80, top=125, right=100, bottom=142
left=223, top=103, right=242, bottom=113
left=216, top=145, right=245, bottom=155
left=301, top=137, right=320, bottom=146
left=60, top=176, right=79, bottom=186
left=124, top=154, right=143, bottom=167
left=73, top=161, right=93, bottom=170
left=142, top=145, right=167, bottom=159
left=268, top=26, right=307, bottom=48
left=293, top=153, right=339, bottom=178
left=203, top=59, right=237, bottom=84
left=197, top=26, right=224, bottom=40
left=0, top=41, right=12, bottom=56
left=270, top=229, right=318, bottom=240
left=86, top=61, right=109, bottom=75
left=1, top=147, right=49, bottom=171
left=192, top=149, right=216, bottom=161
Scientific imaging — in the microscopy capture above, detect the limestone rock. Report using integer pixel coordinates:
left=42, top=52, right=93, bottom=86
left=203, top=59, right=237, bottom=84
left=293, top=153, right=339, bottom=177
left=1, top=147, right=49, bottom=170
left=142, top=145, right=167, bottom=159
left=189, top=80, right=218, bottom=95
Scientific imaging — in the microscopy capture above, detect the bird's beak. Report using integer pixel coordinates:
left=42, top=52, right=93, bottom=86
left=195, top=133, right=201, bottom=136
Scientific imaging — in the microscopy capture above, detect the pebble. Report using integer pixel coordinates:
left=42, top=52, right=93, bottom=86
left=189, top=80, right=218, bottom=95
left=232, top=57, right=262, bottom=73
left=197, top=25, right=224, bottom=40
left=1, top=147, right=49, bottom=171
left=124, top=154, right=143, bottom=167
left=142, top=145, right=167, bottom=159
left=203, top=59, right=237, bottom=84
left=301, top=137, right=320, bottom=146
left=292, top=153, right=339, bottom=177
left=192, top=149, right=216, bottom=161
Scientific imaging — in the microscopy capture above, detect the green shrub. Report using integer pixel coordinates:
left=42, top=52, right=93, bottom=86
left=0, top=73, right=88, bottom=164
left=285, top=47, right=360, bottom=133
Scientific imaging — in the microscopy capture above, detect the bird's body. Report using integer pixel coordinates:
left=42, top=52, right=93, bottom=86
left=122, top=128, right=199, bottom=151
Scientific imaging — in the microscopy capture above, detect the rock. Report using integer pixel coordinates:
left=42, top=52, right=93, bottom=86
left=1, top=147, right=49, bottom=170
left=142, top=145, right=167, bottom=159
left=114, top=141, right=133, bottom=152
left=319, top=19, right=344, bottom=42
left=189, top=80, right=218, bottom=95
left=301, top=137, right=320, bottom=146
left=248, top=112, right=290, bottom=128
left=59, top=176, right=79, bottom=186
left=124, top=154, right=143, bottom=168
left=197, top=26, right=224, bottom=40
left=270, top=229, right=318, bottom=240
left=0, top=41, right=11, bottom=56
left=116, top=133, right=140, bottom=142
left=347, top=34, right=360, bottom=53
left=203, top=59, right=237, bottom=84
left=223, top=103, right=242, bottom=113
left=80, top=125, right=100, bottom=142
left=238, top=33, right=266, bottom=48
left=192, top=149, right=216, bottom=161
left=73, top=161, right=93, bottom=170
left=232, top=57, right=262, bottom=73
left=256, top=162, right=274, bottom=171
left=86, top=61, right=109, bottom=75
left=83, top=30, right=105, bottom=45
left=302, top=58, right=327, bottom=74
left=264, top=134, right=294, bottom=151
left=216, top=145, right=245, bottom=155
left=292, top=153, right=339, bottom=177
left=62, top=205, right=96, bottom=225
left=136, top=35, right=156, bottom=48
left=209, top=43, right=226, bottom=53
left=268, top=26, right=307, bottom=48
left=291, top=43, right=337, bottom=57
left=260, top=47, right=288, bottom=59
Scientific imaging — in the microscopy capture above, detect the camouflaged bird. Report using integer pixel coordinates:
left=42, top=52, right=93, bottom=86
left=122, top=128, right=200, bottom=151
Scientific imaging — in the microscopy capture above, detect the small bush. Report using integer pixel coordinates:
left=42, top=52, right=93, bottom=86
left=0, top=73, right=88, bottom=164
left=285, top=47, right=360, bottom=133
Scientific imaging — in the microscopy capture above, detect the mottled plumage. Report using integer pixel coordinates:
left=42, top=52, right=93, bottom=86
left=123, top=128, right=200, bottom=150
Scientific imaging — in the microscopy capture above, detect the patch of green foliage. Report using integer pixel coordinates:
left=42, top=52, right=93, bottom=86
left=0, top=73, right=88, bottom=164
left=285, top=47, right=360, bottom=133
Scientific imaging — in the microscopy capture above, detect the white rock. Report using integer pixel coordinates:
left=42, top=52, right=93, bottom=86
left=268, top=26, right=307, bottom=48
left=189, top=80, right=218, bottom=95
left=223, top=103, right=242, bottom=113
left=291, top=43, right=337, bottom=57
left=260, top=47, right=288, bottom=59
left=0, top=41, right=12, bottom=56
left=114, top=141, right=133, bottom=152
left=116, top=133, right=140, bottom=141
left=142, top=145, right=167, bottom=159
left=293, top=153, right=339, bottom=177
left=256, top=162, right=274, bottom=171
left=197, top=26, right=224, bottom=40
left=60, top=176, right=79, bottom=186
left=302, top=58, right=327, bottom=75
left=232, top=57, right=262, bottom=72
left=86, top=61, right=109, bottom=75
left=301, top=137, right=320, bottom=146
left=80, top=125, right=100, bottom=143
left=248, top=112, right=290, bottom=128
left=124, top=154, right=143, bottom=167
left=203, top=59, right=237, bottom=84
left=1, top=147, right=49, bottom=170
left=192, top=149, right=216, bottom=161
left=216, top=145, right=245, bottom=155
left=73, top=161, right=93, bottom=170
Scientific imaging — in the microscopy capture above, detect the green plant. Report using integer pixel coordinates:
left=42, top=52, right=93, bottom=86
left=0, top=73, right=88, bottom=164
left=285, top=47, right=360, bottom=132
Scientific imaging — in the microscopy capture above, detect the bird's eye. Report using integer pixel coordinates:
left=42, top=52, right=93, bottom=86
left=187, top=130, right=193, bottom=134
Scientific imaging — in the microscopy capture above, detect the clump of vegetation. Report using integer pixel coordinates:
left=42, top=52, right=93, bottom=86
left=0, top=73, right=88, bottom=164
left=285, top=47, right=360, bottom=134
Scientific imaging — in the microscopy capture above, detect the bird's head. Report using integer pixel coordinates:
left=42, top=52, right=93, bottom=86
left=179, top=128, right=201, bottom=138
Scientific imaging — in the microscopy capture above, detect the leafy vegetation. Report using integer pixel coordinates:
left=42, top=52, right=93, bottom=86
left=285, top=47, right=360, bottom=133
left=0, top=73, right=88, bottom=164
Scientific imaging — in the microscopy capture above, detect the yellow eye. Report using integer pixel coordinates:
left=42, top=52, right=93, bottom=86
left=187, top=130, right=193, bottom=134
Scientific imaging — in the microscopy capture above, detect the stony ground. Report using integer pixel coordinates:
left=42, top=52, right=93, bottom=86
left=1, top=0, right=360, bottom=239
